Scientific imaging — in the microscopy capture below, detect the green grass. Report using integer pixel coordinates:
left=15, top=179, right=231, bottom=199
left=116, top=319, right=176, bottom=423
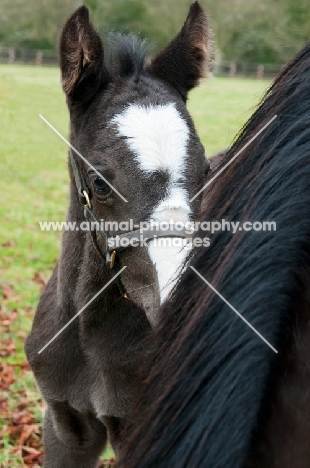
left=0, top=64, right=270, bottom=467
left=188, top=76, right=268, bottom=155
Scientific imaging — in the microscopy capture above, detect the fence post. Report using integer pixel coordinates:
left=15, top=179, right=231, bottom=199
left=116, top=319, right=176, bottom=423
left=8, top=48, right=15, bottom=64
left=213, top=51, right=221, bottom=76
left=36, top=50, right=43, bottom=66
left=229, top=61, right=236, bottom=77
left=257, top=64, right=264, bottom=79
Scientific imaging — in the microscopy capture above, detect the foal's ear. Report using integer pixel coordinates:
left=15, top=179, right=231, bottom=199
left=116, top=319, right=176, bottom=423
left=147, top=1, right=209, bottom=101
left=59, top=6, right=108, bottom=104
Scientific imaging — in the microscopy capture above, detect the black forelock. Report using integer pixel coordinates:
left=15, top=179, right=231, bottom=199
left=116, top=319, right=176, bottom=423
left=103, top=32, right=149, bottom=78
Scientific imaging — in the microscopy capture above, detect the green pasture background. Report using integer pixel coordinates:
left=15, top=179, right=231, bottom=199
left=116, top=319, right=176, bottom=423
left=0, top=64, right=269, bottom=466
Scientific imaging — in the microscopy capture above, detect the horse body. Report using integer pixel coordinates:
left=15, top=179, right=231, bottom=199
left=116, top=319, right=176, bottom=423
left=26, top=3, right=210, bottom=466
left=248, top=274, right=310, bottom=468
left=117, top=41, right=310, bottom=467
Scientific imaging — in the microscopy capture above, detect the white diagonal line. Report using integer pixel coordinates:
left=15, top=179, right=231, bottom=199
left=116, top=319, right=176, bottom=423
left=38, top=267, right=127, bottom=354
left=190, top=266, right=278, bottom=353
left=39, top=114, right=128, bottom=203
left=190, top=115, right=277, bottom=202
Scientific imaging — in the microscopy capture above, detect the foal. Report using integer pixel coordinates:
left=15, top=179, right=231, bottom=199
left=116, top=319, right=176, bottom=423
left=26, top=3, right=210, bottom=466
left=117, top=41, right=310, bottom=467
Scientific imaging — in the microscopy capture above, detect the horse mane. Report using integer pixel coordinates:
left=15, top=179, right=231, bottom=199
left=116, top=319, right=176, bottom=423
left=117, top=41, right=310, bottom=467
left=103, top=32, right=149, bottom=78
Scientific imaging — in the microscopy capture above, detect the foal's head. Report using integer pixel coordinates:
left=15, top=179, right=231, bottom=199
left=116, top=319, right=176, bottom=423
left=60, top=3, right=209, bottom=323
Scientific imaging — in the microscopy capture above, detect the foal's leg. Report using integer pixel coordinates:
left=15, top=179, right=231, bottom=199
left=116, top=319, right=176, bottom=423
left=43, top=401, right=107, bottom=468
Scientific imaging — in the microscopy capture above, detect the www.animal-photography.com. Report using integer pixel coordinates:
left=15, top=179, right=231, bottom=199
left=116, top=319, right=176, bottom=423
left=1, top=1, right=310, bottom=467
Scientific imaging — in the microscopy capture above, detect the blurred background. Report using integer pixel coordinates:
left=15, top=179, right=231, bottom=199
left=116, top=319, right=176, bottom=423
left=0, top=1, right=309, bottom=467
left=1, top=0, right=310, bottom=72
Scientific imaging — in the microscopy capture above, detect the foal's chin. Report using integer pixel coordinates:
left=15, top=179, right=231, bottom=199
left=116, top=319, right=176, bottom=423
left=118, top=246, right=161, bottom=327
left=119, top=239, right=189, bottom=327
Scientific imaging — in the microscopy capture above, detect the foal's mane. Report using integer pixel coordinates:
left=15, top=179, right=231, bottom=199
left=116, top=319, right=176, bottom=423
left=117, top=42, right=310, bottom=467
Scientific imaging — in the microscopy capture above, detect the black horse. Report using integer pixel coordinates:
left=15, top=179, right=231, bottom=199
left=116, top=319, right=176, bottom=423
left=117, top=41, right=310, bottom=468
left=25, top=3, right=210, bottom=467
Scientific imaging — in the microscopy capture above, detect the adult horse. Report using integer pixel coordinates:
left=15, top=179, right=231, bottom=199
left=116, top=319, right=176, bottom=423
left=117, top=41, right=310, bottom=467
left=25, top=3, right=210, bottom=467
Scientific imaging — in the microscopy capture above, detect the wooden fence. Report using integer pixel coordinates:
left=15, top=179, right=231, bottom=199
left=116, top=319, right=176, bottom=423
left=0, top=46, right=284, bottom=79
left=0, top=47, right=58, bottom=66
left=213, top=60, right=283, bottom=79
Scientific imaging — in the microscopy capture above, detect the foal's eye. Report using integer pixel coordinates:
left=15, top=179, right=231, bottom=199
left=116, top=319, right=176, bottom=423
left=92, top=177, right=111, bottom=194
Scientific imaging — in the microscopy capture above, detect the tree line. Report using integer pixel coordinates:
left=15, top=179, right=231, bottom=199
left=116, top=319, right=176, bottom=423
left=0, top=0, right=309, bottom=64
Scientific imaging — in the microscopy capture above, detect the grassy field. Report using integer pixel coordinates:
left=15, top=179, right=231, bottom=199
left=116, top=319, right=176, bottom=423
left=0, top=64, right=269, bottom=467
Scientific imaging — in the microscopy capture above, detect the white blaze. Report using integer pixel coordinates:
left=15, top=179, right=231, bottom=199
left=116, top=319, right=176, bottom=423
left=112, top=103, right=191, bottom=303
